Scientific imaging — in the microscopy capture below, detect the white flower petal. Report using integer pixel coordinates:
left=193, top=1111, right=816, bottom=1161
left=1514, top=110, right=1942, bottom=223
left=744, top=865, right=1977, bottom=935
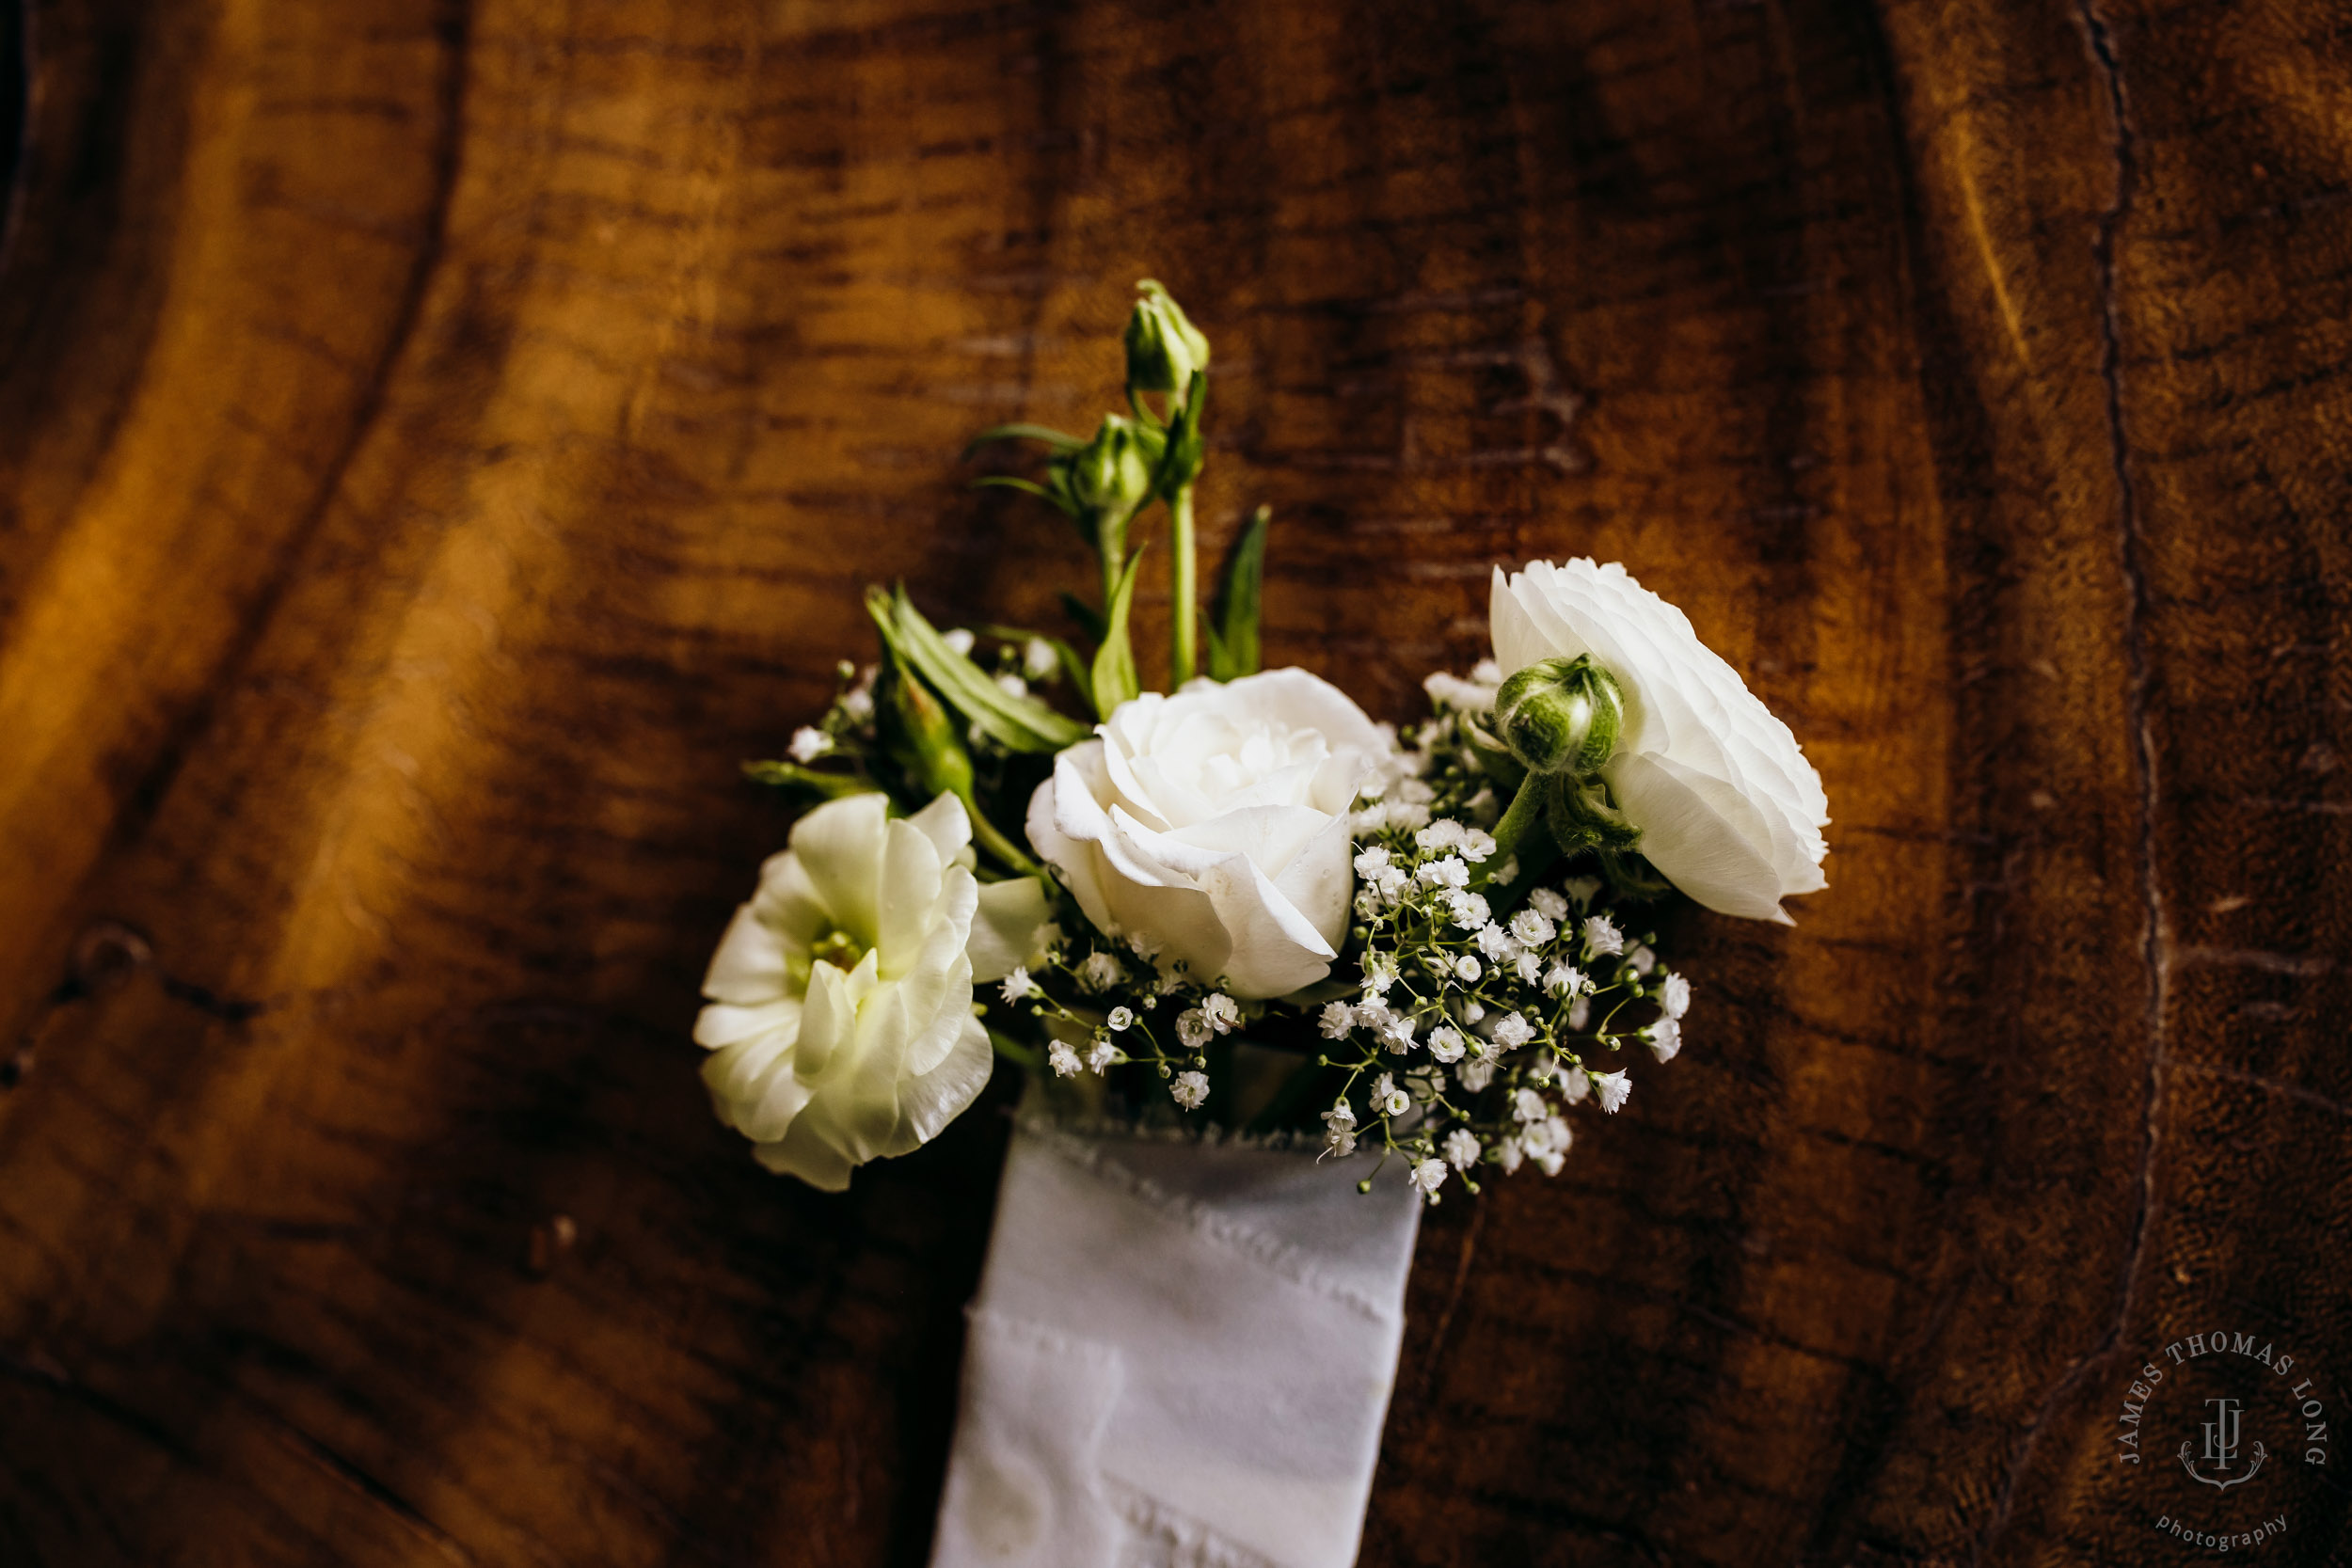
left=785, top=792, right=891, bottom=945
left=967, top=875, right=1051, bottom=984
left=1605, top=751, right=1790, bottom=923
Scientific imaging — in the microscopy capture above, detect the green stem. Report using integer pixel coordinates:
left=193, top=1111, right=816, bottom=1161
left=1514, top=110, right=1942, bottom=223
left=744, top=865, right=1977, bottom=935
left=1168, top=483, right=1198, bottom=686
left=986, top=1028, right=1041, bottom=1070
left=967, top=800, right=1042, bottom=878
left=1095, top=504, right=1132, bottom=628
left=1479, top=768, right=1552, bottom=888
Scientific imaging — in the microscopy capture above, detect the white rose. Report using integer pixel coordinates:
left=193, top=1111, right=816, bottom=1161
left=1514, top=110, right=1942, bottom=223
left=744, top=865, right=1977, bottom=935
left=1025, top=668, right=1389, bottom=998
left=694, top=792, right=1049, bottom=1190
left=1491, top=559, right=1828, bottom=922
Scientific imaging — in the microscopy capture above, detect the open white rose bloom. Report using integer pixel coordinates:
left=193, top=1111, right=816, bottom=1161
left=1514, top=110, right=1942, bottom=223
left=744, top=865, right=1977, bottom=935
left=1492, top=558, right=1830, bottom=922
left=693, top=285, right=1834, bottom=1567
left=1026, top=668, right=1390, bottom=999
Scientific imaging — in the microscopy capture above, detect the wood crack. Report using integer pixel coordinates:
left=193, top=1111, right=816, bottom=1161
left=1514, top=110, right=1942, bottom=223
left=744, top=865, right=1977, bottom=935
left=1974, top=2, right=2170, bottom=1556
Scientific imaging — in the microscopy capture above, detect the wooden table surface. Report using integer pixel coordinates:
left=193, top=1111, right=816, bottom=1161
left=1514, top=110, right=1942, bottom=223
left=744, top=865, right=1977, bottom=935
left=2, top=0, right=2346, bottom=1562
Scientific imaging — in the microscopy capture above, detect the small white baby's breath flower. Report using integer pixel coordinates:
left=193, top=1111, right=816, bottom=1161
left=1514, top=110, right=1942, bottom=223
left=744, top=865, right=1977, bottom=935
left=1360, top=952, right=1399, bottom=997
left=1201, top=992, right=1241, bottom=1035
left=1565, top=876, right=1602, bottom=910
left=1460, top=828, right=1497, bottom=863
left=787, top=726, right=832, bottom=763
left=1444, top=1129, right=1482, bottom=1169
left=1454, top=954, right=1483, bottom=983
left=1426, top=1025, right=1466, bottom=1064
left=1514, top=949, right=1544, bottom=985
left=1088, top=1038, right=1120, bottom=1073
left=1628, top=942, right=1656, bottom=975
left=1380, top=1012, right=1418, bottom=1053
left=1418, top=855, right=1470, bottom=890
left=1106, top=1006, right=1135, bottom=1032
left=1491, top=856, right=1519, bottom=886
left=1447, top=890, right=1491, bottom=929
left=1471, top=657, right=1502, bottom=685
left=1319, top=1001, right=1357, bottom=1039
left=1495, top=1135, right=1525, bottom=1174
left=1458, top=999, right=1486, bottom=1024
left=1582, top=914, right=1625, bottom=957
left=1562, top=1065, right=1592, bottom=1104
left=1354, top=846, right=1391, bottom=878
left=1566, top=996, right=1591, bottom=1031
left=995, top=672, right=1029, bottom=700
left=942, top=627, right=977, bottom=656
left=1409, top=1158, right=1448, bottom=1199
left=1543, top=963, right=1584, bottom=998
left=1475, top=922, right=1518, bottom=960
left=1378, top=1075, right=1411, bottom=1117
left=1490, top=1012, right=1534, bottom=1050
left=1455, top=1057, right=1497, bottom=1093
left=1023, top=637, right=1058, bottom=680
left=1645, top=1017, right=1682, bottom=1063
left=1510, top=909, right=1557, bottom=947
left=1171, top=1070, right=1211, bottom=1110
left=999, top=966, right=1041, bottom=1004
left=1077, top=951, right=1128, bottom=992
left=1533, top=1117, right=1572, bottom=1176
left=1048, top=1040, right=1081, bottom=1077
left=1661, top=973, right=1692, bottom=1019
left=1528, top=886, right=1569, bottom=922
left=1176, top=1009, right=1214, bottom=1050
left=1594, top=1069, right=1632, bottom=1114
left=1415, top=819, right=1464, bottom=854
left=1513, top=1087, right=1547, bottom=1124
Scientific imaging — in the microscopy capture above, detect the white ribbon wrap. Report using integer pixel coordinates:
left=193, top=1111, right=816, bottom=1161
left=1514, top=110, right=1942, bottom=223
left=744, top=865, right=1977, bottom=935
left=930, top=1122, right=1424, bottom=1568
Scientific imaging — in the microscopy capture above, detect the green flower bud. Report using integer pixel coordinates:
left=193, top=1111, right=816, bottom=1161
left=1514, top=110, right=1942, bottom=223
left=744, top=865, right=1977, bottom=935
left=1123, top=279, right=1210, bottom=399
left=876, top=655, right=974, bottom=805
left=1064, top=413, right=1161, bottom=519
left=1494, top=655, right=1625, bottom=776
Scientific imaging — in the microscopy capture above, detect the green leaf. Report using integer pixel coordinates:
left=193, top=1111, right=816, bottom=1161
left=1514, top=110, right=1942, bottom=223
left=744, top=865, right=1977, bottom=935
left=1207, top=504, right=1268, bottom=680
left=878, top=586, right=1090, bottom=753
left=741, top=760, right=876, bottom=800
left=961, top=422, right=1085, bottom=458
left=1090, top=548, right=1148, bottom=716
left=973, top=475, right=1076, bottom=517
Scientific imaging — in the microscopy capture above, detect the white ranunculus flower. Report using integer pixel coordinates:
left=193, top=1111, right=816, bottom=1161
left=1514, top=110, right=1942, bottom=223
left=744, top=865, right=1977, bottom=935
left=694, top=791, right=1049, bottom=1190
left=1491, top=559, right=1829, bottom=922
left=1025, top=668, right=1390, bottom=999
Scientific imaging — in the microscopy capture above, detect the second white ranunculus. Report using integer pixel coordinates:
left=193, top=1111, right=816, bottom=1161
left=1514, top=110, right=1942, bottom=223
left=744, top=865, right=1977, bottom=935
left=694, top=791, right=1049, bottom=1190
left=1026, top=669, right=1390, bottom=999
left=1491, top=558, right=1829, bottom=922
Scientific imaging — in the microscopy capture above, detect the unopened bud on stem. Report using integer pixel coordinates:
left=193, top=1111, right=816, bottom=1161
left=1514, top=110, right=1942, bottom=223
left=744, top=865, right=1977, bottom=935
left=1123, top=279, right=1210, bottom=405
left=1493, top=656, right=1624, bottom=776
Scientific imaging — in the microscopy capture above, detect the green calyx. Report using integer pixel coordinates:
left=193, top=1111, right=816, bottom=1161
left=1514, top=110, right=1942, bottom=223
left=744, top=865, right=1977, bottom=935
left=1493, top=656, right=1625, bottom=776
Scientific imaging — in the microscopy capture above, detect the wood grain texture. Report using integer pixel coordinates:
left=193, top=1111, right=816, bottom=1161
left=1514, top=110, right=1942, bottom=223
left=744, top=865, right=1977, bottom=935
left=0, top=0, right=2345, bottom=1562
